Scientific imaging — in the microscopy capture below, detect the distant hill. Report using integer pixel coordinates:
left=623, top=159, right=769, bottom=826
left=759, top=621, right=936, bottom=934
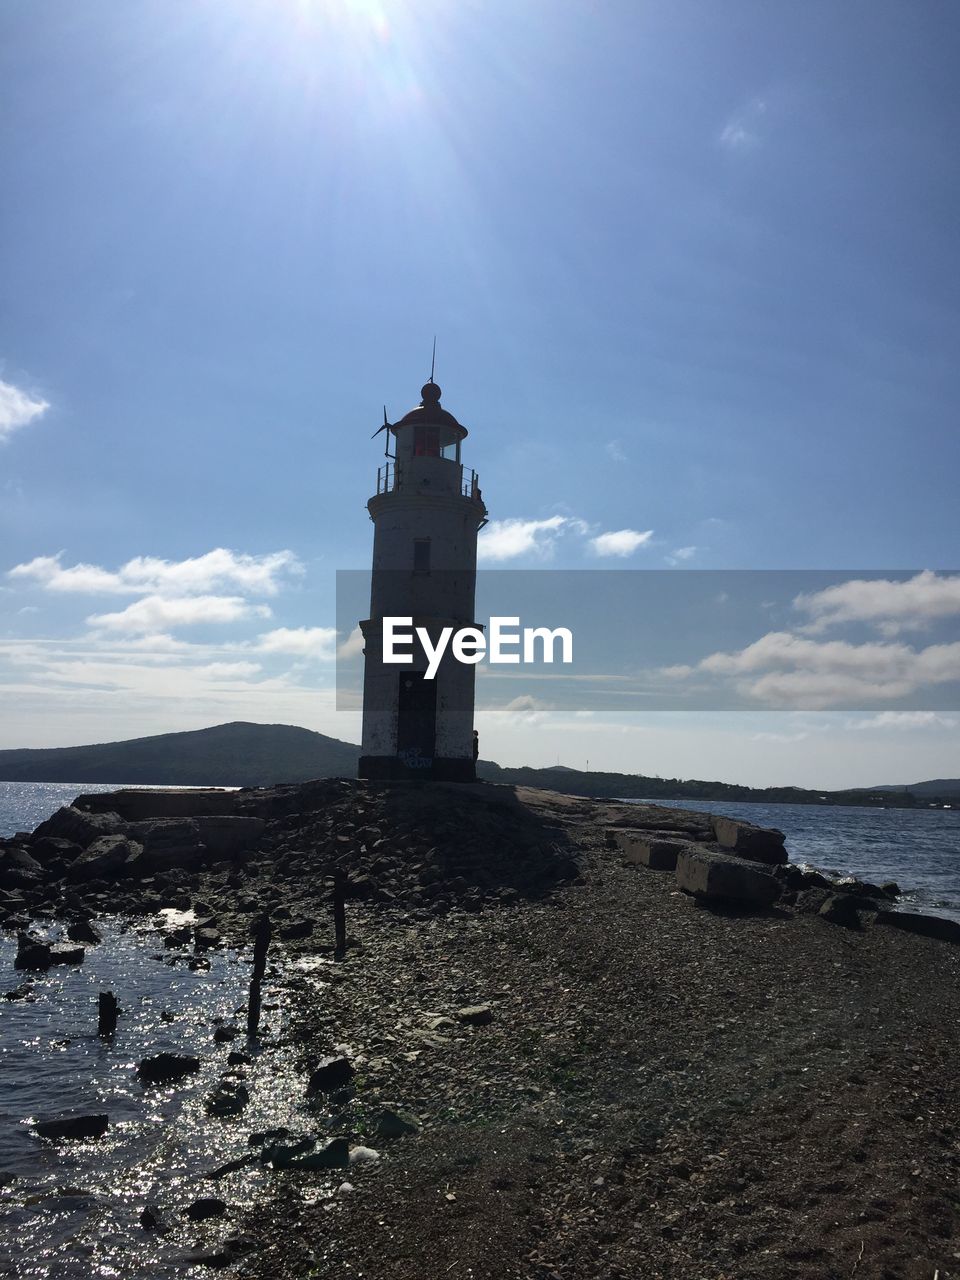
left=867, top=779, right=960, bottom=800
left=474, top=761, right=951, bottom=808
left=0, top=722, right=360, bottom=787
left=0, top=721, right=954, bottom=806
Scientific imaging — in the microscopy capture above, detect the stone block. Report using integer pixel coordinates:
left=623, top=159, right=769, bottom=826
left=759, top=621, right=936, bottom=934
left=676, top=847, right=781, bottom=907
left=711, top=816, right=787, bottom=865
left=614, top=831, right=688, bottom=871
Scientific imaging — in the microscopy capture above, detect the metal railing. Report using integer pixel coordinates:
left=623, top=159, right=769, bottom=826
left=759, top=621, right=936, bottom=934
left=375, top=462, right=482, bottom=501
left=376, top=462, right=399, bottom=494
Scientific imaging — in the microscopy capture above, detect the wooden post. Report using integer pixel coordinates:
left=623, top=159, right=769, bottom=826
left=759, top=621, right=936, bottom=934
left=246, top=913, right=271, bottom=1040
left=333, top=871, right=347, bottom=961
left=98, top=991, right=118, bottom=1038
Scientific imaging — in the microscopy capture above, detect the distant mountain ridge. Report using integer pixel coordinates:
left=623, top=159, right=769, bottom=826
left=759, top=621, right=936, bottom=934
left=0, top=722, right=359, bottom=787
left=0, top=721, right=955, bottom=805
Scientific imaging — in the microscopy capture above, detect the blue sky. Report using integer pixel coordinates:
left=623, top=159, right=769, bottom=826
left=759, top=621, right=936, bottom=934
left=1, top=0, right=959, bottom=786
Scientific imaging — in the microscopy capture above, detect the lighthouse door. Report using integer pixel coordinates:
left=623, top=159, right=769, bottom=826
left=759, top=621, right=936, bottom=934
left=396, top=673, right=437, bottom=770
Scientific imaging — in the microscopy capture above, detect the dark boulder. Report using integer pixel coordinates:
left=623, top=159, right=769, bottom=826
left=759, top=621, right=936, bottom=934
left=818, top=893, right=863, bottom=928
left=36, top=1113, right=108, bottom=1141
left=137, top=1053, right=201, bottom=1085
left=205, top=1080, right=249, bottom=1118
left=126, top=819, right=206, bottom=872
left=67, top=836, right=143, bottom=882
left=306, top=1056, right=355, bottom=1094
left=185, top=1197, right=227, bottom=1221
left=30, top=837, right=83, bottom=866
left=67, top=919, right=102, bottom=945
left=876, top=909, right=960, bottom=947
left=32, top=807, right=125, bottom=849
left=711, top=816, right=787, bottom=865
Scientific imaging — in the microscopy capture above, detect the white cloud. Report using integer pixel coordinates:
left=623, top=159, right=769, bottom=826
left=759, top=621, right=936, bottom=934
left=605, top=440, right=627, bottom=463
left=719, top=98, right=767, bottom=150
left=0, top=378, right=49, bottom=442
left=590, top=529, right=654, bottom=557
left=9, top=548, right=301, bottom=597
left=255, top=626, right=338, bottom=659
left=88, top=595, right=272, bottom=633
left=478, top=516, right=570, bottom=562
left=795, top=571, right=960, bottom=636
left=666, top=545, right=698, bottom=566
left=667, top=629, right=960, bottom=709
left=847, top=711, right=958, bottom=732
left=337, top=626, right=366, bottom=660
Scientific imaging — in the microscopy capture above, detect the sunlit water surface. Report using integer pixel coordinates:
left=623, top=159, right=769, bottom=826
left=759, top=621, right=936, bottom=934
left=0, top=920, right=338, bottom=1278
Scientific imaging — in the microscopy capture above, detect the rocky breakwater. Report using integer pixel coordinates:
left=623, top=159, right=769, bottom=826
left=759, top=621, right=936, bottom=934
left=609, top=805, right=960, bottom=944
left=3, top=783, right=960, bottom=1278
left=0, top=779, right=584, bottom=948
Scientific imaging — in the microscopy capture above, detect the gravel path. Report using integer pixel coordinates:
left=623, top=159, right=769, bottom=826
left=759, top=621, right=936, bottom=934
left=230, top=788, right=960, bottom=1280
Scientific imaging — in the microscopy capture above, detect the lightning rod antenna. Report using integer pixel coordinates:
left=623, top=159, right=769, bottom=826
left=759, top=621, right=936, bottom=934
left=430, top=336, right=436, bottom=384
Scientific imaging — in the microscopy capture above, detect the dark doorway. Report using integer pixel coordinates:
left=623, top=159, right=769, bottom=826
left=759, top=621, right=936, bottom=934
left=396, top=672, right=437, bottom=770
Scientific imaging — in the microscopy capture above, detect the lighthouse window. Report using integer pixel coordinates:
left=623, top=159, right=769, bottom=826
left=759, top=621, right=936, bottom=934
left=414, top=427, right=441, bottom=457
left=413, top=539, right=431, bottom=572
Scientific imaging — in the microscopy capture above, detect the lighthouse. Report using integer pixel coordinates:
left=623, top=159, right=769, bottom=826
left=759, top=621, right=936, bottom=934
left=358, top=378, right=488, bottom=781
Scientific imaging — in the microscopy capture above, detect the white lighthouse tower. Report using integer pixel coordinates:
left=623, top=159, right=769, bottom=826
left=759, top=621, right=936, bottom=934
left=358, top=377, right=488, bottom=781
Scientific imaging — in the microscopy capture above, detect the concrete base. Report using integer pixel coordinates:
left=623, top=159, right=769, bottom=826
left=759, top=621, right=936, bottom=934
left=615, top=831, right=690, bottom=871
left=358, top=755, right=476, bottom=783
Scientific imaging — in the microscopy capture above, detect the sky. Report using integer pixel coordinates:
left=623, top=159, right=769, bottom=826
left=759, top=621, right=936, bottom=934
left=1, top=0, right=959, bottom=787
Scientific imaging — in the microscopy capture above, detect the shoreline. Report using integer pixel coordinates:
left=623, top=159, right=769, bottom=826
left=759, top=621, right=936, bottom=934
left=1, top=780, right=959, bottom=1277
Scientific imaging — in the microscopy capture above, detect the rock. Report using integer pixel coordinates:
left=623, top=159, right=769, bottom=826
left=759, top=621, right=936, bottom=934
left=67, top=919, right=102, bottom=945
left=818, top=893, right=863, bottom=928
left=137, top=1053, right=201, bottom=1085
left=278, top=919, right=314, bottom=941
left=615, top=832, right=690, bottom=871
left=33, top=806, right=125, bottom=848
left=30, top=837, right=83, bottom=866
left=0, top=866, right=40, bottom=890
left=227, top=1051, right=251, bottom=1066
left=287, top=1139, right=351, bottom=1170
left=833, top=875, right=891, bottom=900
left=348, top=1145, right=380, bottom=1166
left=711, top=816, right=787, bottom=865
left=881, top=880, right=901, bottom=898
left=4, top=983, right=35, bottom=1001
left=676, top=848, right=781, bottom=907
left=36, top=1113, right=108, bottom=1141
left=14, top=933, right=52, bottom=970
left=205, top=1081, right=249, bottom=1117
left=213, top=1024, right=238, bottom=1043
left=194, top=816, right=265, bottom=857
left=185, top=1197, right=227, bottom=1221
left=76, top=789, right=237, bottom=821
left=306, top=1056, right=355, bottom=1093
left=457, top=1004, right=494, bottom=1026
left=876, top=909, right=960, bottom=947
left=375, top=1108, right=421, bottom=1139
left=67, top=836, right=143, bottom=882
left=139, top=1202, right=169, bottom=1232
left=260, top=1136, right=314, bottom=1167
left=126, top=819, right=206, bottom=872
left=794, top=887, right=832, bottom=915
left=209, top=1154, right=258, bottom=1179
left=3, top=848, right=44, bottom=876
left=194, top=927, right=221, bottom=950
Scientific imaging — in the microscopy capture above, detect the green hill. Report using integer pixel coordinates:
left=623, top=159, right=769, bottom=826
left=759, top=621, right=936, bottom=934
left=0, top=721, right=360, bottom=787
